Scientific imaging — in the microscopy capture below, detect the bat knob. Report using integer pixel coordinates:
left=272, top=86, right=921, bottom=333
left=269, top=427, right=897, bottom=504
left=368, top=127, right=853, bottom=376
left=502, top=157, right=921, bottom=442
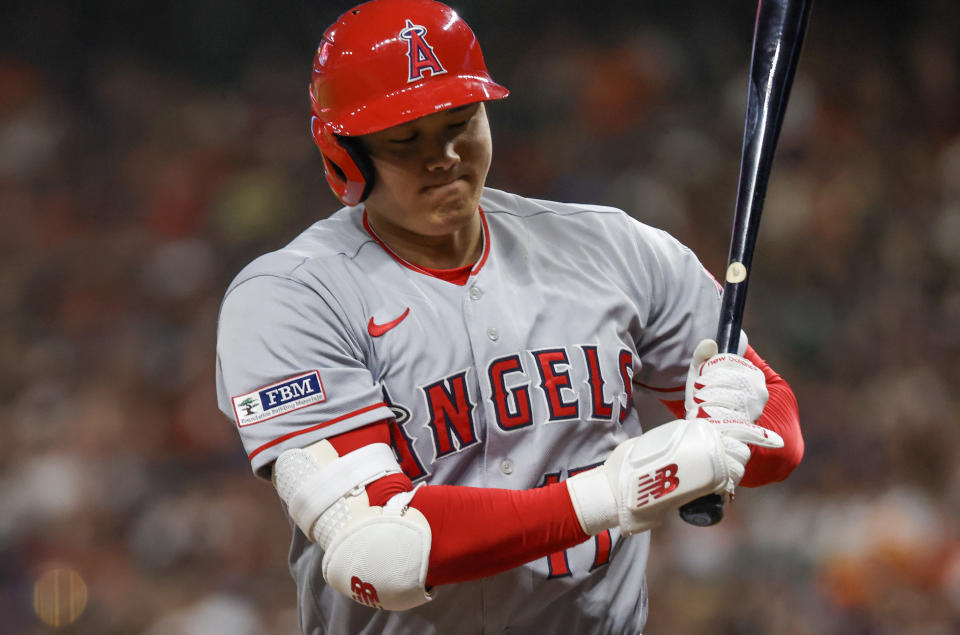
left=679, top=493, right=724, bottom=526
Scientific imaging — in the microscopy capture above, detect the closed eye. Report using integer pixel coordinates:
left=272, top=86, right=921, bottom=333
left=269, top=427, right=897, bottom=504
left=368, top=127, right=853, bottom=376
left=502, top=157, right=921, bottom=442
left=389, top=133, right=418, bottom=144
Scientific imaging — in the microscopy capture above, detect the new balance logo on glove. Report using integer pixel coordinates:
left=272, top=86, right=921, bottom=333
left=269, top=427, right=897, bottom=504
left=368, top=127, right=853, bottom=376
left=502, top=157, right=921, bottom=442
left=351, top=576, right=382, bottom=609
left=635, top=464, right=680, bottom=507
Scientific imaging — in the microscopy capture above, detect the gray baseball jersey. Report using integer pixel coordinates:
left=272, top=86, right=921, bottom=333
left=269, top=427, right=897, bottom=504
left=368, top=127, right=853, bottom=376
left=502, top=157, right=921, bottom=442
left=216, top=187, right=729, bottom=635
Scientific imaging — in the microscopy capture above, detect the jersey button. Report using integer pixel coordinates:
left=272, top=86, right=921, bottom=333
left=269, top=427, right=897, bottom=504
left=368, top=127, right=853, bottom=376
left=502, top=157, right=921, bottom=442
left=500, top=459, right=514, bottom=475
left=486, top=327, right=499, bottom=341
left=469, top=286, right=483, bottom=300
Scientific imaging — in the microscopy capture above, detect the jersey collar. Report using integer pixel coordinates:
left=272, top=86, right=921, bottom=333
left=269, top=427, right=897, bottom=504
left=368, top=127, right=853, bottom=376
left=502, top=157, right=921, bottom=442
left=361, top=208, right=491, bottom=284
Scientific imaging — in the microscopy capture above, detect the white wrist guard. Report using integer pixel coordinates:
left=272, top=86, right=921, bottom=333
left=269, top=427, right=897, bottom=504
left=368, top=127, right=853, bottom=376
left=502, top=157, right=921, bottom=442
left=567, top=468, right=618, bottom=536
left=273, top=440, right=433, bottom=611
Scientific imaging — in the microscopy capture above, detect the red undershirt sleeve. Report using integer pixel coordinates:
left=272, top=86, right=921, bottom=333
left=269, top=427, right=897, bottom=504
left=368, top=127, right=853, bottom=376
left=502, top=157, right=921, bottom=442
left=737, top=346, right=804, bottom=486
left=411, top=482, right=586, bottom=586
left=326, top=421, right=589, bottom=588
left=659, top=345, right=803, bottom=487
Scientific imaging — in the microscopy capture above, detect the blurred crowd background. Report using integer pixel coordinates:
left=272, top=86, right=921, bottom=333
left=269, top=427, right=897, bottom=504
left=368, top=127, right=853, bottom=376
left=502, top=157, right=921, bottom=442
left=2, top=0, right=959, bottom=633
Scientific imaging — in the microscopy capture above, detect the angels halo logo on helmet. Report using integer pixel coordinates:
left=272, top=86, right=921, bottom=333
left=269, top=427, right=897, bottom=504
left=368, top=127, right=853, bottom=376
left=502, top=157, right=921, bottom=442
left=400, top=19, right=447, bottom=83
left=309, top=0, right=509, bottom=206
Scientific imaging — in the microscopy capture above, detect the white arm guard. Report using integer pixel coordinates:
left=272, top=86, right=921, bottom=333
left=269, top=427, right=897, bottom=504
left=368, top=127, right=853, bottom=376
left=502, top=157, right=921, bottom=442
left=273, top=440, right=433, bottom=611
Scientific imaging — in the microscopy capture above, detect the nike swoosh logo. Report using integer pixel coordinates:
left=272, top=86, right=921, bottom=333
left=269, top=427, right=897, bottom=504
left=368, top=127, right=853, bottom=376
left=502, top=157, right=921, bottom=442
left=367, top=308, right=410, bottom=337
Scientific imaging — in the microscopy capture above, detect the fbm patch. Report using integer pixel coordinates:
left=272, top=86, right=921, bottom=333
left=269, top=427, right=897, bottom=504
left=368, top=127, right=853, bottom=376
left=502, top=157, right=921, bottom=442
left=232, top=371, right=326, bottom=427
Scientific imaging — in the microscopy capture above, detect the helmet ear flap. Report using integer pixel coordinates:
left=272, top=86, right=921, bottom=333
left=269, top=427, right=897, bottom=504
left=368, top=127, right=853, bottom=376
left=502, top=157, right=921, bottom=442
left=338, top=136, right=375, bottom=202
left=311, top=116, right=375, bottom=206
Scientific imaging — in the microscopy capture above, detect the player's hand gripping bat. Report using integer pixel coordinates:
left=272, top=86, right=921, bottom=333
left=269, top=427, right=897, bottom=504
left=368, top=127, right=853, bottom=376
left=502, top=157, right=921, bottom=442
left=678, top=0, right=812, bottom=527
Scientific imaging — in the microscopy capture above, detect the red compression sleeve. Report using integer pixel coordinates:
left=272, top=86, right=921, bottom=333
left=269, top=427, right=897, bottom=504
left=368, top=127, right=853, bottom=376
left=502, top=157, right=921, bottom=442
left=658, top=345, right=803, bottom=488
left=327, top=421, right=590, bottom=588
left=412, top=482, right=587, bottom=587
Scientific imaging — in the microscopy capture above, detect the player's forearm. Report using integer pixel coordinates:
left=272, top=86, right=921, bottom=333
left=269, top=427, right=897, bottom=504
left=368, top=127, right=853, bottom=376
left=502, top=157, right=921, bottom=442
left=326, top=420, right=590, bottom=588
left=409, top=482, right=588, bottom=587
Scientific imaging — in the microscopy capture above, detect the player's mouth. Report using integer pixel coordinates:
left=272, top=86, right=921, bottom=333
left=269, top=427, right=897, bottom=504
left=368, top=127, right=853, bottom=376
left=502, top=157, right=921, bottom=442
left=421, top=175, right=469, bottom=193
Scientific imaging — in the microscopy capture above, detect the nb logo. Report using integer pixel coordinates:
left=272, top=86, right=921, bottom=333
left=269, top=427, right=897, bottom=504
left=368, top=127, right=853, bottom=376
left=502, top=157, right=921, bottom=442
left=351, top=576, right=382, bottom=608
left=399, top=19, right=446, bottom=83
left=635, top=464, right=680, bottom=507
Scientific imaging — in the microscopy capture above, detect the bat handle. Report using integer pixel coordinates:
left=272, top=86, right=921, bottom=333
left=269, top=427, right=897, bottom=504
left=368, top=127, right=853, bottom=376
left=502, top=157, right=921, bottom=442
left=678, top=494, right=725, bottom=526
left=677, top=287, right=744, bottom=527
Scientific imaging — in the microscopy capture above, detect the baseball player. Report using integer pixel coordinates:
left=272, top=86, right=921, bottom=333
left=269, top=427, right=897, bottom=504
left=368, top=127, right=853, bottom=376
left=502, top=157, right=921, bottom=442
left=215, top=1, right=804, bottom=633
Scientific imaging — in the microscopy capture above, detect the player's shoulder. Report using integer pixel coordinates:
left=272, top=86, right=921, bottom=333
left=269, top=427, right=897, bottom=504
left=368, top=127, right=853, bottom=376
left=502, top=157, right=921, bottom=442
left=480, top=187, right=673, bottom=244
left=481, top=187, right=626, bottom=221
left=224, top=205, right=368, bottom=296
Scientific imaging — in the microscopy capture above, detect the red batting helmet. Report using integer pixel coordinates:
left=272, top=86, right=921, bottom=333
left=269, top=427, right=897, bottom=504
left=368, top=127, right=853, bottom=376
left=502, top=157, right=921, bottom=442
left=310, top=0, right=509, bottom=206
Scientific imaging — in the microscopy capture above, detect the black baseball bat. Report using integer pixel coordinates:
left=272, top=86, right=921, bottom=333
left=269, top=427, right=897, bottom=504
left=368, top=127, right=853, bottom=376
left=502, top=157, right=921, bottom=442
left=679, top=0, right=812, bottom=527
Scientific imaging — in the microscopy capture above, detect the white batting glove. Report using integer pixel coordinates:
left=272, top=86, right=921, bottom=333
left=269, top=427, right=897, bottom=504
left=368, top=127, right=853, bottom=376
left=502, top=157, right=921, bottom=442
left=684, top=339, right=768, bottom=423
left=566, top=418, right=783, bottom=537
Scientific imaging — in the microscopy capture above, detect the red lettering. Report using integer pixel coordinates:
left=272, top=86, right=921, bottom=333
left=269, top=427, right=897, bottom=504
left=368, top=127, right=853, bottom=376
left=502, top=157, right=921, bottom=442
left=618, top=349, right=633, bottom=423
left=532, top=349, right=579, bottom=422
left=382, top=388, right=428, bottom=481
left=540, top=472, right=572, bottom=578
left=422, top=371, right=478, bottom=459
left=569, top=464, right=614, bottom=571
left=582, top=345, right=614, bottom=420
left=591, top=529, right=613, bottom=571
left=540, top=464, right=614, bottom=577
left=489, top=355, right=533, bottom=430
left=389, top=418, right=428, bottom=481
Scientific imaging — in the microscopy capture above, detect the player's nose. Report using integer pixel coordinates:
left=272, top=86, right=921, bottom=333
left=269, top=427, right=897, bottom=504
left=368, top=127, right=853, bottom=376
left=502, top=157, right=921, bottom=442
left=423, top=137, right=459, bottom=172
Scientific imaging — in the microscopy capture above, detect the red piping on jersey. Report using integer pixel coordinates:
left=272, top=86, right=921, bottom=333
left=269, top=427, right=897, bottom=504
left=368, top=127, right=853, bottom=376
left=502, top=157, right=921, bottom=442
left=361, top=208, right=491, bottom=282
left=472, top=208, right=491, bottom=273
left=248, top=402, right=389, bottom=462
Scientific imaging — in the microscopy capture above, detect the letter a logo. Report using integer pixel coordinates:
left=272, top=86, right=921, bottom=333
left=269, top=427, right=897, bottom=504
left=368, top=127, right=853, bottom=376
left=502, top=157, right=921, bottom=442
left=399, top=19, right=447, bottom=83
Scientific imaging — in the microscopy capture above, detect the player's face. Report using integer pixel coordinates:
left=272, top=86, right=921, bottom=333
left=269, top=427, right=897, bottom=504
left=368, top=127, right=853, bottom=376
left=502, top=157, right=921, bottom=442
left=360, top=102, right=492, bottom=241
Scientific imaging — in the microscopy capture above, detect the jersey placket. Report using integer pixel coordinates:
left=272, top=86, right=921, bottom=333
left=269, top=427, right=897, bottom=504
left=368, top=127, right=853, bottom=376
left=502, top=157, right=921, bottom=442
left=459, top=268, right=519, bottom=490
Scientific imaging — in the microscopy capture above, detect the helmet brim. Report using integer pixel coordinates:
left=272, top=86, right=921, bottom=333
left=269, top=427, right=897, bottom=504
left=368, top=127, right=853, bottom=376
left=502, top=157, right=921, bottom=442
left=320, top=75, right=509, bottom=137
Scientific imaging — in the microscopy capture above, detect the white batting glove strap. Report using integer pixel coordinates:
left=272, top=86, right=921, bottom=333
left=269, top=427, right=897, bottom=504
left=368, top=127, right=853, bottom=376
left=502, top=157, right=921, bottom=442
left=684, top=339, right=768, bottom=423
left=567, top=467, right=619, bottom=536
